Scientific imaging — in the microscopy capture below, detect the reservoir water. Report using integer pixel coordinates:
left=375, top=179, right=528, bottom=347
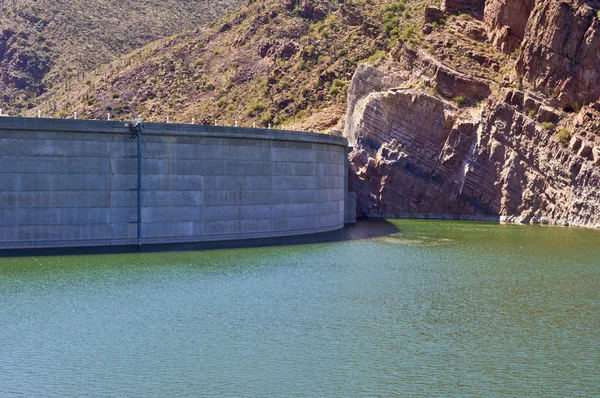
left=1, top=220, right=599, bottom=396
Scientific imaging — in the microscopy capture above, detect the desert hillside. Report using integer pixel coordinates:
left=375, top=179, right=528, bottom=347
left=0, top=0, right=243, bottom=113
left=25, top=0, right=436, bottom=130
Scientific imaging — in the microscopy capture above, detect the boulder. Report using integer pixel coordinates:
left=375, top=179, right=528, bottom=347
left=484, top=0, right=535, bottom=53
left=424, top=6, right=445, bottom=24
left=536, top=106, right=560, bottom=124
left=442, top=0, right=485, bottom=16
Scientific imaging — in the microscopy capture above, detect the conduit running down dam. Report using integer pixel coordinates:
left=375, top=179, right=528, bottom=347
left=0, top=118, right=356, bottom=250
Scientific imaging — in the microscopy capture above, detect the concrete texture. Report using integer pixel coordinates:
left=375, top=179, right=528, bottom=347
left=0, top=118, right=353, bottom=250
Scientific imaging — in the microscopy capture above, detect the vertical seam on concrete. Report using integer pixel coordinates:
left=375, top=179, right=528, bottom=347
left=311, top=144, right=317, bottom=227
left=200, top=137, right=205, bottom=241
left=109, top=134, right=113, bottom=246
left=268, top=140, right=274, bottom=233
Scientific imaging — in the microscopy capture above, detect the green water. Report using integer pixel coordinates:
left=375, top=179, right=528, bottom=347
left=1, top=220, right=599, bottom=397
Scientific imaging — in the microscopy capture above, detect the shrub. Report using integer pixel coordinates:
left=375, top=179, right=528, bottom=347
left=364, top=50, right=386, bottom=63
left=556, top=128, right=571, bottom=144
left=429, top=19, right=445, bottom=31
left=542, top=122, right=555, bottom=130
left=112, top=93, right=120, bottom=99
left=332, top=79, right=346, bottom=88
left=193, top=58, right=204, bottom=68
left=528, top=108, right=536, bottom=118
left=310, top=21, right=325, bottom=33
left=216, top=97, right=227, bottom=108
left=280, top=79, right=291, bottom=90
left=248, top=101, right=266, bottom=113
left=273, top=114, right=289, bottom=126
left=384, top=15, right=399, bottom=35
left=384, top=11, right=396, bottom=22
left=330, top=79, right=348, bottom=97
left=295, top=60, right=307, bottom=70
left=388, top=1, right=406, bottom=13
left=453, top=96, right=467, bottom=107
left=261, top=113, right=273, bottom=126
left=400, top=24, right=419, bottom=43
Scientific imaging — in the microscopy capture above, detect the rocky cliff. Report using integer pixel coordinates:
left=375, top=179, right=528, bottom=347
left=517, top=0, right=600, bottom=110
left=344, top=0, right=600, bottom=228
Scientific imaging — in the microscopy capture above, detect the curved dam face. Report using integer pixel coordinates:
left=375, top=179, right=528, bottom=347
left=0, top=118, right=352, bottom=250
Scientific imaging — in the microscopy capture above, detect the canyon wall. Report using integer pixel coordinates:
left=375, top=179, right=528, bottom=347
left=344, top=0, right=600, bottom=227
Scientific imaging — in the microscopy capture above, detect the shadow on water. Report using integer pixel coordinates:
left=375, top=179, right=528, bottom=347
left=0, top=219, right=399, bottom=258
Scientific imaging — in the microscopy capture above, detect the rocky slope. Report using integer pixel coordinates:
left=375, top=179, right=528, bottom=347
left=0, top=0, right=243, bottom=114
left=344, top=0, right=600, bottom=227
left=24, top=0, right=432, bottom=130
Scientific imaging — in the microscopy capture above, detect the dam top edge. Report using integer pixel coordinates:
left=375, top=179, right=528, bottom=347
left=0, top=116, right=348, bottom=148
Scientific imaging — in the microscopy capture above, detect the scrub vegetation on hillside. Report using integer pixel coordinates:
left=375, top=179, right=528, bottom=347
left=0, top=0, right=243, bottom=113
left=26, top=0, right=441, bottom=131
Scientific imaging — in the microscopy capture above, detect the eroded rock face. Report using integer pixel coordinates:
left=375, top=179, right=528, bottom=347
left=344, top=64, right=408, bottom=146
left=484, top=0, right=535, bottom=53
left=442, top=0, right=485, bottom=17
left=0, top=28, right=50, bottom=97
left=391, top=43, right=491, bottom=100
left=341, top=0, right=600, bottom=227
left=344, top=64, right=600, bottom=227
left=516, top=0, right=600, bottom=109
left=482, top=0, right=600, bottom=109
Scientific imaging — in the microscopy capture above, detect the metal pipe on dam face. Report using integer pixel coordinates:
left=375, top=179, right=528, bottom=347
left=0, top=118, right=355, bottom=250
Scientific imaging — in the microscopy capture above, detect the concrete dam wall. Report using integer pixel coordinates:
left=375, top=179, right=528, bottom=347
left=0, top=118, right=354, bottom=250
